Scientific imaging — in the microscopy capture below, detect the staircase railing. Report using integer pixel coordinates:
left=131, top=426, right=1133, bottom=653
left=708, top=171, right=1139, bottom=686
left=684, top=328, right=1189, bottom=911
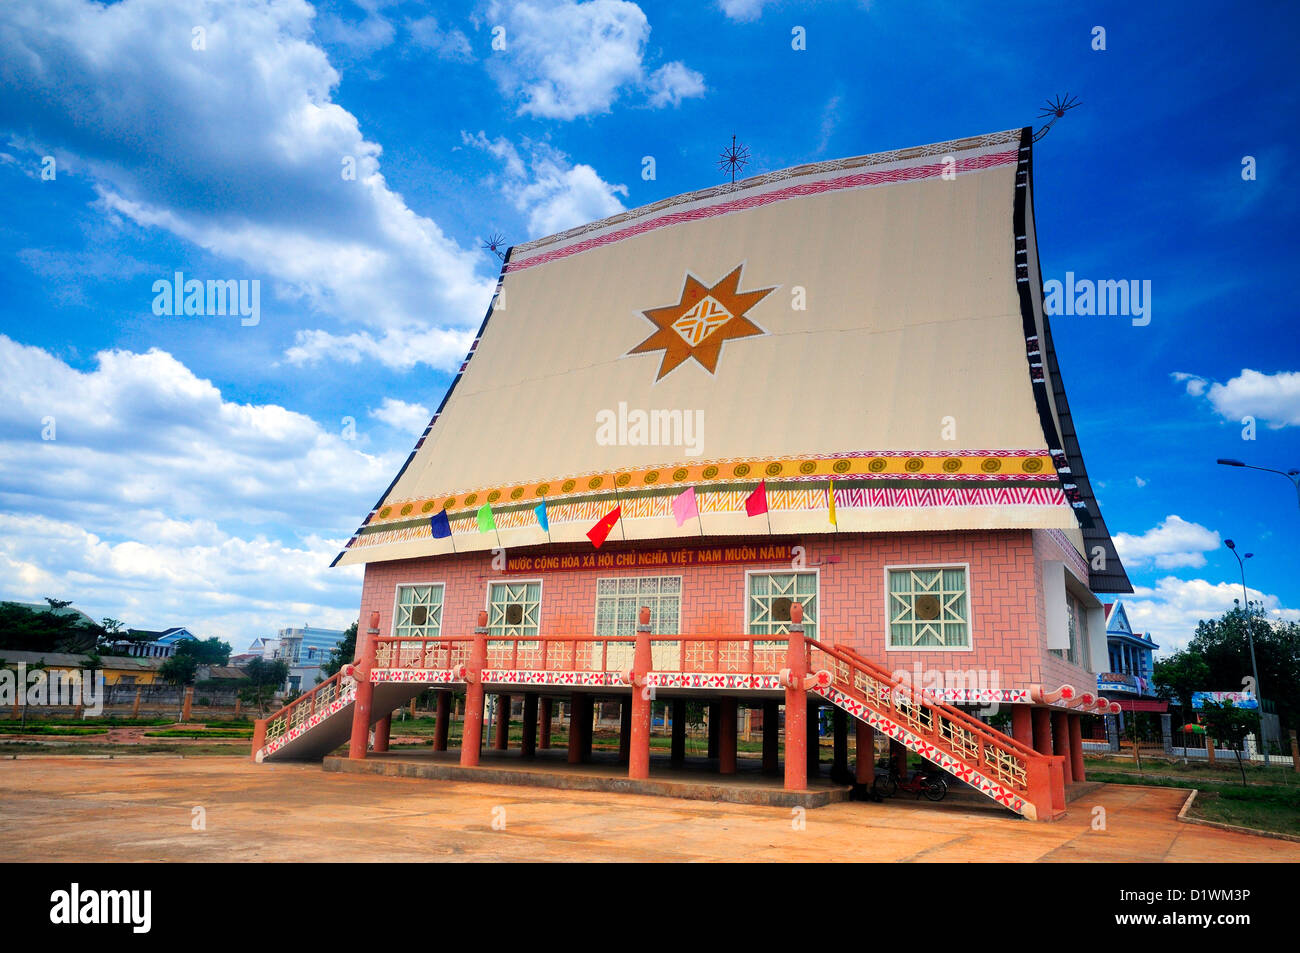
left=805, top=639, right=1059, bottom=815
left=258, top=669, right=354, bottom=752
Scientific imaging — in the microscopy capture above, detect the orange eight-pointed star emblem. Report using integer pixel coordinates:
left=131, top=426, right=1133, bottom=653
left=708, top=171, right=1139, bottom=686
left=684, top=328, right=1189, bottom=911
left=627, top=264, right=776, bottom=381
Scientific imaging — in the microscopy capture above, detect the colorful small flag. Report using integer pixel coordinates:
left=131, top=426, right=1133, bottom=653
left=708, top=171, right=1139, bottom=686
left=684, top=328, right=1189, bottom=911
left=828, top=479, right=837, bottom=526
left=587, top=505, right=621, bottom=548
left=534, top=498, right=549, bottom=533
left=477, top=503, right=496, bottom=533
left=430, top=510, right=452, bottom=539
left=672, top=486, right=698, bottom=527
left=744, top=480, right=768, bottom=517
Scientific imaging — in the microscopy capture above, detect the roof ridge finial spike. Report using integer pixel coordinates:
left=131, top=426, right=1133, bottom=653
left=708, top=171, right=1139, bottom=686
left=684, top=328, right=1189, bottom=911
left=718, top=133, right=749, bottom=186
left=1032, top=93, right=1081, bottom=142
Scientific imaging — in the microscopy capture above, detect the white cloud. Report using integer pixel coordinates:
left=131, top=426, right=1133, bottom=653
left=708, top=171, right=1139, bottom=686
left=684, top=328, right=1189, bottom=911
left=1125, top=576, right=1299, bottom=654
left=1175, top=368, right=1300, bottom=427
left=284, top=325, right=476, bottom=371
left=0, top=0, right=496, bottom=368
left=1113, top=515, right=1220, bottom=569
left=486, top=1, right=704, bottom=119
left=369, top=397, right=432, bottom=436
left=1134, top=476, right=1147, bottom=488
left=718, top=0, right=771, bottom=21
left=462, top=131, right=628, bottom=238
left=406, top=15, right=474, bottom=61
left=647, top=62, right=706, bottom=108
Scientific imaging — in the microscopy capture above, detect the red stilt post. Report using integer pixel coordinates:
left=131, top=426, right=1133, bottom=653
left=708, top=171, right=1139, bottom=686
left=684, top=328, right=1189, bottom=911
left=539, top=697, right=552, bottom=749
left=783, top=603, right=808, bottom=791
left=373, top=714, right=391, bottom=753
left=1011, top=704, right=1033, bottom=748
left=494, top=694, right=511, bottom=750
left=671, top=698, right=686, bottom=766
left=433, top=690, right=450, bottom=751
left=459, top=611, right=489, bottom=767
left=522, top=692, right=538, bottom=759
left=855, top=721, right=875, bottom=784
left=580, top=694, right=594, bottom=762
left=1052, top=710, right=1073, bottom=784
left=1068, top=713, right=1085, bottom=782
left=762, top=699, right=779, bottom=774
left=347, top=612, right=380, bottom=760
left=719, top=697, right=738, bottom=775
left=629, top=606, right=653, bottom=780
left=1032, top=706, right=1053, bottom=756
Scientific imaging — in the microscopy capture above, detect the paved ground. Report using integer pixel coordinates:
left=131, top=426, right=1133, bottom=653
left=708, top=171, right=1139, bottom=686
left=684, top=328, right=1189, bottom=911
left=2, top=756, right=1296, bottom=862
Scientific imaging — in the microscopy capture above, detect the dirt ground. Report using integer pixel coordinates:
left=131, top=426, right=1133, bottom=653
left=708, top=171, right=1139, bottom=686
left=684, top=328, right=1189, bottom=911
left=2, top=756, right=1296, bottom=862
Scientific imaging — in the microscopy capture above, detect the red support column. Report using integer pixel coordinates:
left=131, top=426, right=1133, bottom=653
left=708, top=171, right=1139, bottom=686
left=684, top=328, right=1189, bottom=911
left=855, top=721, right=875, bottom=784
left=250, top=718, right=267, bottom=762
left=670, top=698, right=686, bottom=766
left=1068, top=713, right=1086, bottom=782
left=459, top=612, right=489, bottom=767
left=373, top=714, right=391, bottom=753
left=719, top=697, right=738, bottom=775
left=1032, top=706, right=1053, bottom=757
left=580, top=694, right=594, bottom=762
left=1011, top=704, right=1033, bottom=748
left=1051, top=710, right=1072, bottom=784
left=629, top=607, right=653, bottom=780
left=493, top=694, right=511, bottom=750
left=347, top=612, right=380, bottom=760
left=762, top=699, right=779, bottom=775
left=522, top=692, right=538, bottom=759
left=567, top=695, right=583, bottom=764
left=783, top=604, right=808, bottom=791
left=539, top=697, right=552, bottom=749
left=433, top=690, right=450, bottom=751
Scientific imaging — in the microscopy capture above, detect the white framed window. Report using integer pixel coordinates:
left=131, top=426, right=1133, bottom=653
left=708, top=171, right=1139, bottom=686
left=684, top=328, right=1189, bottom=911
left=1053, top=590, right=1090, bottom=667
left=886, top=565, right=971, bottom=650
left=594, top=576, right=682, bottom=637
left=487, top=580, right=541, bottom=638
left=746, top=570, right=818, bottom=640
left=393, top=583, right=444, bottom=639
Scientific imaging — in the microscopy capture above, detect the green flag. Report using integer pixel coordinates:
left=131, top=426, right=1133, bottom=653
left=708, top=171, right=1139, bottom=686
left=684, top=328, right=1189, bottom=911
left=477, top=503, right=496, bottom=533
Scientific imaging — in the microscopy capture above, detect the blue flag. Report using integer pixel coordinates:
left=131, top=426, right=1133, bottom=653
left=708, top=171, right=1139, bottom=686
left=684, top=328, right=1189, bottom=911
left=429, top=510, right=452, bottom=539
left=534, top=498, right=549, bottom=533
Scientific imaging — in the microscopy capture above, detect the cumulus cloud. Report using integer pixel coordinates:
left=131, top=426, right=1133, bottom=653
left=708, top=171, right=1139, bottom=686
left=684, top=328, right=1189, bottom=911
left=462, top=131, right=628, bottom=238
left=0, top=0, right=496, bottom=368
left=1125, top=576, right=1299, bottom=654
left=406, top=15, right=475, bottom=61
left=1174, top=368, right=1300, bottom=428
left=369, top=397, right=432, bottom=436
left=1113, top=515, right=1220, bottom=569
left=486, top=0, right=704, bottom=119
left=718, top=0, right=772, bottom=21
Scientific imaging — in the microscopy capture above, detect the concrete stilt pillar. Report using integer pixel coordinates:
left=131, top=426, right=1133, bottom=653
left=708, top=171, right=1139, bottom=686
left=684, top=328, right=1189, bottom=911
left=1068, top=712, right=1085, bottom=782
left=1031, top=706, right=1053, bottom=756
left=373, top=714, right=391, bottom=753
left=433, top=690, right=450, bottom=751
left=670, top=698, right=686, bottom=766
left=459, top=612, right=489, bottom=767
left=806, top=702, right=820, bottom=775
left=348, top=613, right=381, bottom=760
left=719, top=697, right=738, bottom=775
left=1051, top=710, right=1072, bottom=784
left=855, top=721, right=875, bottom=784
left=567, top=695, right=583, bottom=764
left=1011, top=705, right=1032, bottom=747
left=783, top=606, right=808, bottom=791
left=762, top=699, right=780, bottom=774
left=832, top=707, right=848, bottom=776
left=539, top=697, right=552, bottom=749
left=522, top=692, right=538, bottom=759
left=494, top=694, right=511, bottom=750
left=619, top=698, right=633, bottom=764
left=629, top=607, right=653, bottom=780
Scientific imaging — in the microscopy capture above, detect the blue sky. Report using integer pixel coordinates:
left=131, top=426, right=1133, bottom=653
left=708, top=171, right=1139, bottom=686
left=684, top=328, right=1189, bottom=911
left=1, top=0, right=1297, bottom=652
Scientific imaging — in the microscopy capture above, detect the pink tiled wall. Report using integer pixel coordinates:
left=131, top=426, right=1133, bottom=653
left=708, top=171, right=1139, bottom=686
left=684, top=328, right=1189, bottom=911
left=360, top=528, right=1094, bottom=692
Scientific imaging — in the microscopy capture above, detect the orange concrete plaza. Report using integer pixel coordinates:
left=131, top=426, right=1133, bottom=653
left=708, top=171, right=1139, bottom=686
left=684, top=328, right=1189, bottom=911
left=2, top=756, right=1297, bottom=862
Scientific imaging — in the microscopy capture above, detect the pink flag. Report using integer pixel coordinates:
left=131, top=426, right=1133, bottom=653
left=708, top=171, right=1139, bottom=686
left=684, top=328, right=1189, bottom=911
left=745, top=480, right=769, bottom=517
left=672, top=486, right=699, bottom=527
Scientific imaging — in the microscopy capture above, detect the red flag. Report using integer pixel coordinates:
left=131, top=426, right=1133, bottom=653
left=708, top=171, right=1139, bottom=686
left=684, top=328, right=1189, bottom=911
left=745, top=480, right=768, bottom=517
left=587, top=505, right=621, bottom=548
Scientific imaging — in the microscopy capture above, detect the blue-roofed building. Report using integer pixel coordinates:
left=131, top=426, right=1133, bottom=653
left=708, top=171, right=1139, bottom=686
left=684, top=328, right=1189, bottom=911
left=118, top=626, right=199, bottom=658
left=1098, top=602, right=1162, bottom=708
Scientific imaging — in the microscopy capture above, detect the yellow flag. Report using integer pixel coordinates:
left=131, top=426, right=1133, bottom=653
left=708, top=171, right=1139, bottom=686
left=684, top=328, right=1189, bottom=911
left=828, top=479, right=837, bottom=526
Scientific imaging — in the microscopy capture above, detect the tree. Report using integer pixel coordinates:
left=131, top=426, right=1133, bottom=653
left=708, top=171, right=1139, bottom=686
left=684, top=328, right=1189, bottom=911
left=321, top=621, right=358, bottom=678
left=240, top=658, right=290, bottom=715
left=0, top=600, right=105, bottom=654
left=1200, top=699, right=1261, bottom=785
left=174, top=637, right=231, bottom=666
left=159, top=652, right=198, bottom=720
left=1153, top=650, right=1211, bottom=724
left=1188, top=605, right=1300, bottom=736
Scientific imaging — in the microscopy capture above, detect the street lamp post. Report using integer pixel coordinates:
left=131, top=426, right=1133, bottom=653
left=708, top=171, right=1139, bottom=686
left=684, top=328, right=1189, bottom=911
left=1216, top=458, right=1300, bottom=510
left=1224, top=539, right=1269, bottom=761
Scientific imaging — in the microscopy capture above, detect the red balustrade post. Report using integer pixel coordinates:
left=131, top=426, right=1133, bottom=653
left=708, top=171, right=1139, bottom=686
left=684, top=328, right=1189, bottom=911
left=460, top=611, right=489, bottom=767
left=629, top=606, right=653, bottom=780
left=347, top=612, right=380, bottom=760
left=250, top=718, right=267, bottom=761
left=783, top=604, right=808, bottom=791
left=433, top=690, right=450, bottom=751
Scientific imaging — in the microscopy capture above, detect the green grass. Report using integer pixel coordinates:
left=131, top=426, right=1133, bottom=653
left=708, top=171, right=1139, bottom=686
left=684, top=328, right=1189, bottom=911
left=1084, top=754, right=1300, bottom=788
left=0, top=717, right=173, bottom=728
left=1087, top=767, right=1300, bottom=837
left=143, top=729, right=252, bottom=739
left=0, top=725, right=109, bottom=735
